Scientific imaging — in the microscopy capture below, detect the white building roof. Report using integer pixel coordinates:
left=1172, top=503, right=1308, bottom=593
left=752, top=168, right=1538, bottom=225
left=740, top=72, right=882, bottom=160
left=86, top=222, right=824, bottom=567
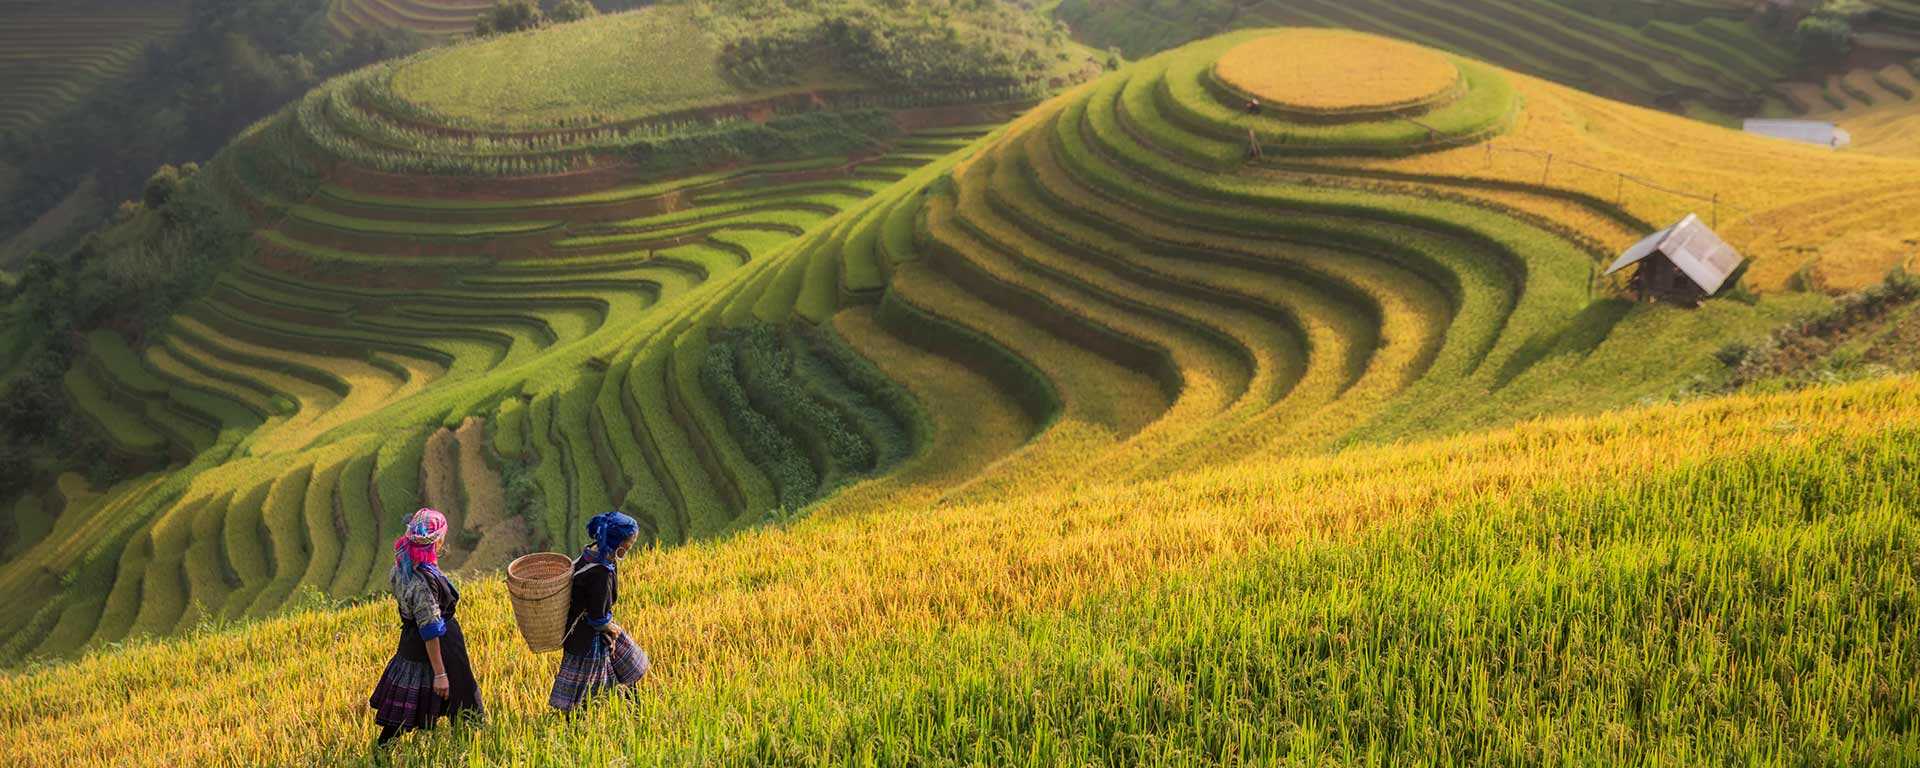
left=1604, top=213, right=1744, bottom=295
left=1743, top=119, right=1851, bottom=148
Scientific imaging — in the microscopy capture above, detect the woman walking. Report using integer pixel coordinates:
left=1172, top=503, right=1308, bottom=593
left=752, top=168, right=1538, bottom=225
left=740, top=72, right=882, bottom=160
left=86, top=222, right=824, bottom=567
left=368, top=508, right=483, bottom=745
left=549, top=511, right=651, bottom=713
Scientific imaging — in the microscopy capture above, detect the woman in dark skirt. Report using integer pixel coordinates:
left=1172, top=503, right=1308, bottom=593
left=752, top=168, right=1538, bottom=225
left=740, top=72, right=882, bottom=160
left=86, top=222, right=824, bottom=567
left=549, top=511, right=651, bottom=712
left=368, top=508, right=484, bottom=745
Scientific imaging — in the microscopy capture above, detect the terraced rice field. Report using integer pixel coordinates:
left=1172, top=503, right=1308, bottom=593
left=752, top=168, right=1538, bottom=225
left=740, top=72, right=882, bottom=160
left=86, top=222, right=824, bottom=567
left=1864, top=0, right=1920, bottom=45
left=383, top=8, right=772, bottom=128
left=1058, top=0, right=1809, bottom=120
left=1214, top=30, right=1460, bottom=113
left=7, top=21, right=1920, bottom=763
left=328, top=0, right=494, bottom=38
left=1279, top=49, right=1920, bottom=294
left=0, top=136, right=987, bottom=663
left=1774, top=63, right=1920, bottom=159
left=615, top=26, right=1859, bottom=509
left=0, top=5, right=1024, bottom=665
left=10, top=22, right=1896, bottom=670
left=0, top=0, right=189, bottom=133
left=851, top=29, right=1578, bottom=489
left=293, top=5, right=1063, bottom=177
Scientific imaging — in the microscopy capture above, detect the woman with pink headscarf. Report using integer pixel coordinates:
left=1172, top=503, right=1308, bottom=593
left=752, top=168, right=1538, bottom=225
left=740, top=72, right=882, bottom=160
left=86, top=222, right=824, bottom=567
left=366, top=508, right=483, bottom=746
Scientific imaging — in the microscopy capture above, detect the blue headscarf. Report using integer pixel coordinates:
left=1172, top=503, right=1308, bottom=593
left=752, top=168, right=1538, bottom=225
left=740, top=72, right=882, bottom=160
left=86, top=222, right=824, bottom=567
left=584, top=511, right=640, bottom=566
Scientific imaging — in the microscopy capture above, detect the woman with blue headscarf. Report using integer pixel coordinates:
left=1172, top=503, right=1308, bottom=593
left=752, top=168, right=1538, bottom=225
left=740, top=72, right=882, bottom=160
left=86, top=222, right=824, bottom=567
left=549, top=510, right=652, bottom=712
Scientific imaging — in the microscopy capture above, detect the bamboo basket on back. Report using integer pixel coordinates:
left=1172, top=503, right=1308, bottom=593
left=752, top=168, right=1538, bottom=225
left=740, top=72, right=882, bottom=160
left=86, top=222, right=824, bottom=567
left=506, top=552, right=573, bottom=653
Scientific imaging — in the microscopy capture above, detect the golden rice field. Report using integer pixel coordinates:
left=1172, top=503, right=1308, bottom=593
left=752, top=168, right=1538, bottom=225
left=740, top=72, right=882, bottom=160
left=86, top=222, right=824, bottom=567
left=1214, top=30, right=1460, bottom=113
left=1775, top=65, right=1920, bottom=160
left=1, top=375, right=1915, bottom=765
left=1060, top=0, right=1813, bottom=119
left=1313, top=62, right=1920, bottom=293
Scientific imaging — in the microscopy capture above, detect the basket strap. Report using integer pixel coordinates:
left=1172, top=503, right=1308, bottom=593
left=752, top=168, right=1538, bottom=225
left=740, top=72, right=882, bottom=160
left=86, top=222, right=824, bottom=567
left=559, top=562, right=609, bottom=643
left=558, top=609, right=590, bottom=648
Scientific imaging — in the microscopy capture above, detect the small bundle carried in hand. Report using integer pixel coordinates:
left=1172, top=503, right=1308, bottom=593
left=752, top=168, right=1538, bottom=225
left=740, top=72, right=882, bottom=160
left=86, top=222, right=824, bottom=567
left=506, top=552, right=574, bottom=653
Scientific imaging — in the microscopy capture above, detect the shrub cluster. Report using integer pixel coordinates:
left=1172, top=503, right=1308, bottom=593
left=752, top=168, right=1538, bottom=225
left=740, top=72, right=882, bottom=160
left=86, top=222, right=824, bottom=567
left=498, top=454, right=546, bottom=523
left=700, top=333, right=817, bottom=512
left=699, top=322, right=918, bottom=515
left=1720, top=267, right=1919, bottom=389
left=0, top=155, right=254, bottom=497
left=472, top=0, right=598, bottom=37
left=731, top=326, right=875, bottom=476
left=703, top=0, right=1070, bottom=89
left=1796, top=0, right=1871, bottom=65
left=793, top=322, right=919, bottom=463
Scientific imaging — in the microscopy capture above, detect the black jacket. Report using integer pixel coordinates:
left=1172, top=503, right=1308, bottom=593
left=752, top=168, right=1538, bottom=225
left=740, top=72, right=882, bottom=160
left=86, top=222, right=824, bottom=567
left=561, top=556, right=617, bottom=656
left=395, top=566, right=459, bottom=663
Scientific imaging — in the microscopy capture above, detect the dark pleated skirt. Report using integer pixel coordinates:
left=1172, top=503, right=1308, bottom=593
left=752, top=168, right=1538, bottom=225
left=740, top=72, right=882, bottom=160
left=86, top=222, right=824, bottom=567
left=368, top=617, right=483, bottom=730
left=548, top=631, right=649, bottom=711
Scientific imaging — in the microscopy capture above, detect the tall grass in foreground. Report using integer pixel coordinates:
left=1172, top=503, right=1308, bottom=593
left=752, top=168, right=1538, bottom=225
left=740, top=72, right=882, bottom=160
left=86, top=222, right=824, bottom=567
left=379, top=426, right=1920, bottom=765
left=1, top=377, right=1916, bottom=765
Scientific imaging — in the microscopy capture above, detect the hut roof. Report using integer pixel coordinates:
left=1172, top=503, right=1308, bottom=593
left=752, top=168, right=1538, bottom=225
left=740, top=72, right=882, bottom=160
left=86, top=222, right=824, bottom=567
left=1742, top=119, right=1851, bottom=148
left=1605, top=213, right=1744, bottom=295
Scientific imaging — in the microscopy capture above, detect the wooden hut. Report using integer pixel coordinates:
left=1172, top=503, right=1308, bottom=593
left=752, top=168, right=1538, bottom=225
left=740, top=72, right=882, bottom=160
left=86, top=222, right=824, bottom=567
left=1605, top=214, right=1744, bottom=306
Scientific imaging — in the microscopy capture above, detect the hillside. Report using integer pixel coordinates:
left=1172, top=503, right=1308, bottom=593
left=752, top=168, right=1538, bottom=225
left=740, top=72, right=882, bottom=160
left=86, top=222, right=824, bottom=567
left=3, top=375, right=1916, bottom=764
left=1781, top=62, right=1920, bottom=156
left=4, top=18, right=1914, bottom=668
left=1268, top=34, right=1920, bottom=293
left=0, top=1, right=1093, bottom=667
left=3, top=22, right=1919, bottom=766
left=8, top=0, right=1906, bottom=293
left=330, top=0, right=495, bottom=37
left=0, top=0, right=190, bottom=261
left=0, top=0, right=431, bottom=275
left=1053, top=0, right=1920, bottom=122
left=0, top=0, right=188, bottom=136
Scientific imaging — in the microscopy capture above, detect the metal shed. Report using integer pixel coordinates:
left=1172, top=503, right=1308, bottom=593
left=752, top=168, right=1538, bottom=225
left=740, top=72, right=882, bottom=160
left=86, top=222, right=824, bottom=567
left=1743, top=118, right=1851, bottom=148
left=1605, top=214, right=1744, bottom=305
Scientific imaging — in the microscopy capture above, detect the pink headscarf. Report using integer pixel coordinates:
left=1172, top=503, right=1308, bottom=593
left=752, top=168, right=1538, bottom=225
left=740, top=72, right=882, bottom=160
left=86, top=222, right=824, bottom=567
left=393, top=508, right=448, bottom=575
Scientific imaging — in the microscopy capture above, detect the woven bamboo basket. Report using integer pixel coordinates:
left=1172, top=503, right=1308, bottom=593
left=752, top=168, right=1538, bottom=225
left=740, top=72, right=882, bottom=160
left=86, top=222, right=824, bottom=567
left=506, top=552, right=574, bottom=653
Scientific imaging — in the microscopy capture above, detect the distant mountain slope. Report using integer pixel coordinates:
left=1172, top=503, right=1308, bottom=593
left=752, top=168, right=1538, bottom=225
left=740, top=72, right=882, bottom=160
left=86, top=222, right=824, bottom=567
left=329, top=0, right=495, bottom=37
left=0, top=0, right=189, bottom=134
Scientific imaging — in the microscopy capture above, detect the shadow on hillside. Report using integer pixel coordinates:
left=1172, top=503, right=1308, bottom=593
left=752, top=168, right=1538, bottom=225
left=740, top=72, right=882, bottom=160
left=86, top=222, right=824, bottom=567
left=1493, top=299, right=1636, bottom=389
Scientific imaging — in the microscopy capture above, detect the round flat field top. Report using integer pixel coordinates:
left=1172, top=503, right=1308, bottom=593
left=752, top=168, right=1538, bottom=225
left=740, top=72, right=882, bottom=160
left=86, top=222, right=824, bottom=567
left=1215, top=30, right=1459, bottom=112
